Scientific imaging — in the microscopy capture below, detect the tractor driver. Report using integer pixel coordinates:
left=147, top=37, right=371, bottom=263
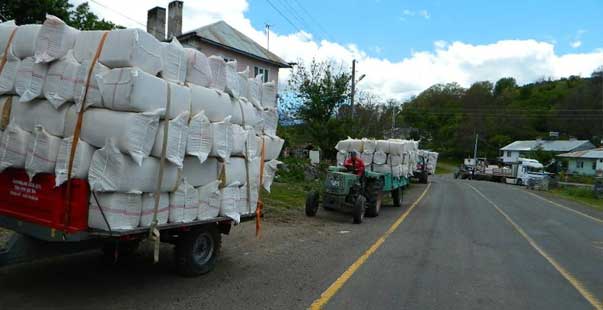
left=344, top=151, right=365, bottom=176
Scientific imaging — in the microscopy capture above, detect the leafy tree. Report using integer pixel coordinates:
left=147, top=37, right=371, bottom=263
left=283, top=59, right=351, bottom=158
left=0, top=0, right=122, bottom=30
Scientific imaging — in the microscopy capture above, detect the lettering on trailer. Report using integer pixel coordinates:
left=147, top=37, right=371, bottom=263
left=9, top=179, right=41, bottom=201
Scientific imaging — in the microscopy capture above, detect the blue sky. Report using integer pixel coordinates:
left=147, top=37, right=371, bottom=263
left=80, top=0, right=603, bottom=99
left=246, top=0, right=603, bottom=60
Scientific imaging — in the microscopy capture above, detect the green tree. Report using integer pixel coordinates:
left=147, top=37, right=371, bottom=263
left=69, top=2, right=122, bottom=30
left=283, top=59, right=351, bottom=158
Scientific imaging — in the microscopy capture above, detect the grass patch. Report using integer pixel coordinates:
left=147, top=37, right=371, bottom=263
left=262, top=180, right=322, bottom=219
left=549, top=187, right=603, bottom=211
left=435, top=159, right=458, bottom=175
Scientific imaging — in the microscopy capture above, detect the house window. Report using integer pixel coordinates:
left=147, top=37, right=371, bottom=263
left=593, top=161, right=597, bottom=170
left=254, top=66, right=269, bottom=83
left=223, top=56, right=235, bottom=62
left=506, top=151, right=510, bottom=157
left=577, top=160, right=584, bottom=169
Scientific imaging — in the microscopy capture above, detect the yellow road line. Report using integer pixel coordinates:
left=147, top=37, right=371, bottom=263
left=523, top=190, right=603, bottom=224
left=467, top=183, right=603, bottom=310
left=309, top=183, right=432, bottom=310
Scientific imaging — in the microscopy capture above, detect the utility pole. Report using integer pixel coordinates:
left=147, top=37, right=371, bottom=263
left=351, top=59, right=356, bottom=118
left=265, top=24, right=271, bottom=51
left=472, top=132, right=479, bottom=178
left=391, top=104, right=396, bottom=137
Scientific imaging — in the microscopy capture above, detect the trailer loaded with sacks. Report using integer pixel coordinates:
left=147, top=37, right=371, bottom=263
left=0, top=16, right=284, bottom=276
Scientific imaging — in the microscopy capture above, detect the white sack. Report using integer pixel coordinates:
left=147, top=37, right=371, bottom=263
left=231, top=124, right=257, bottom=158
left=10, top=99, right=68, bottom=136
left=262, top=107, right=278, bottom=136
left=184, top=48, right=212, bottom=87
left=237, top=184, right=254, bottom=216
left=64, top=107, right=160, bottom=165
left=210, top=117, right=232, bottom=160
left=220, top=183, right=240, bottom=224
left=0, top=124, right=31, bottom=171
left=222, top=157, right=260, bottom=186
left=96, top=67, right=190, bottom=118
left=237, top=67, right=249, bottom=99
left=24, top=126, right=61, bottom=179
left=247, top=75, right=262, bottom=107
left=182, top=156, right=220, bottom=187
left=335, top=138, right=363, bottom=153
left=169, top=179, right=199, bottom=223
left=376, top=139, right=406, bottom=156
left=34, top=15, right=79, bottom=63
left=262, top=159, right=281, bottom=192
left=388, top=154, right=403, bottom=166
left=88, top=139, right=180, bottom=192
left=198, top=180, right=221, bottom=220
left=88, top=192, right=142, bottom=230
left=373, top=163, right=403, bottom=177
left=43, top=50, right=80, bottom=108
left=337, top=151, right=347, bottom=166
left=372, top=151, right=387, bottom=165
left=261, top=81, right=277, bottom=109
left=15, top=57, right=48, bottom=102
left=11, top=25, right=41, bottom=59
left=0, top=55, right=19, bottom=95
left=160, top=37, right=187, bottom=83
left=140, top=192, right=169, bottom=227
left=151, top=112, right=189, bottom=167
left=223, top=60, right=239, bottom=97
left=231, top=98, right=261, bottom=127
left=54, top=137, right=95, bottom=186
left=362, top=138, right=376, bottom=153
left=186, top=111, right=212, bottom=163
left=258, top=134, right=284, bottom=161
left=361, top=152, right=373, bottom=166
left=99, top=29, right=163, bottom=75
left=190, top=84, right=233, bottom=122
left=208, top=55, right=226, bottom=91
left=0, top=22, right=18, bottom=54
left=73, top=59, right=108, bottom=108
left=72, top=30, right=103, bottom=62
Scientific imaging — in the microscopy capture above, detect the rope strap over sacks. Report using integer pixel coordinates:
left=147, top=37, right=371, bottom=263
left=1, top=96, right=12, bottom=130
left=256, top=138, right=266, bottom=238
left=148, top=82, right=172, bottom=263
left=63, top=31, right=109, bottom=232
left=0, top=27, right=17, bottom=75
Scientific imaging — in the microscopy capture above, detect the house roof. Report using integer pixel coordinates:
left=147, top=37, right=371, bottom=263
left=557, top=148, right=603, bottom=159
left=178, top=21, right=291, bottom=68
left=500, top=140, right=595, bottom=152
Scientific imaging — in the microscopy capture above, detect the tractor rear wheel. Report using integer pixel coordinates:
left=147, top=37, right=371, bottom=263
left=352, top=195, right=366, bottom=224
left=305, top=191, right=320, bottom=217
left=366, top=190, right=382, bottom=217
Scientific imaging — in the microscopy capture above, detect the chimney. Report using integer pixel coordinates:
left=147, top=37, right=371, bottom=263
left=147, top=6, right=166, bottom=41
left=168, top=1, right=183, bottom=39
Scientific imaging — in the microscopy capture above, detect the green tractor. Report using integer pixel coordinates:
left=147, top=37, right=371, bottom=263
left=305, top=166, right=408, bottom=224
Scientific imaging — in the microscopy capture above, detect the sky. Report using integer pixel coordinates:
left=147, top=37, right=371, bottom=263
left=71, top=0, right=603, bottom=100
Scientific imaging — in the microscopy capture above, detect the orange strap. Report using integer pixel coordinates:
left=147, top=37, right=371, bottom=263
left=63, top=31, right=109, bottom=230
left=256, top=138, right=266, bottom=238
left=0, top=28, right=18, bottom=76
left=1, top=96, right=12, bottom=130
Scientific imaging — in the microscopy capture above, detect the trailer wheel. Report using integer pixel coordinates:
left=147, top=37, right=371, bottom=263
left=175, top=225, right=221, bottom=277
left=392, top=188, right=403, bottom=208
left=352, top=195, right=366, bottom=224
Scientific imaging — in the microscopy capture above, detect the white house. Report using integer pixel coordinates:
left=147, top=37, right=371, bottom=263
left=557, top=148, right=603, bottom=176
left=500, top=139, right=595, bottom=163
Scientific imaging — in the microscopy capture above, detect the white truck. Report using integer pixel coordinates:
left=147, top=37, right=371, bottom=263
left=491, top=158, right=546, bottom=186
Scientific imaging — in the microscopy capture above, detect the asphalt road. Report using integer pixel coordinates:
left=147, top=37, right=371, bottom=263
left=1, top=176, right=602, bottom=310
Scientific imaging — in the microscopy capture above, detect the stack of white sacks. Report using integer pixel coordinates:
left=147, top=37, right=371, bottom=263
left=335, top=138, right=419, bottom=178
left=0, top=16, right=283, bottom=231
left=418, top=150, right=438, bottom=174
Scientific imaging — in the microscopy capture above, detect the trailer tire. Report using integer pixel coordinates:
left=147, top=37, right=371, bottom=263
left=175, top=225, right=221, bottom=277
left=365, top=179, right=383, bottom=217
left=352, top=195, right=366, bottom=224
left=305, top=191, right=320, bottom=217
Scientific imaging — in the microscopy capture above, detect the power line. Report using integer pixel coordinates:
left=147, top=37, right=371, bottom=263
left=265, top=0, right=303, bottom=33
left=290, top=0, right=335, bottom=41
left=275, top=0, right=312, bottom=33
left=89, top=0, right=147, bottom=28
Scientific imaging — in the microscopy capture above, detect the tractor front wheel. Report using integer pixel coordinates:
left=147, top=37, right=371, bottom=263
left=305, top=191, right=320, bottom=217
left=392, top=188, right=403, bottom=208
left=352, top=195, right=366, bottom=224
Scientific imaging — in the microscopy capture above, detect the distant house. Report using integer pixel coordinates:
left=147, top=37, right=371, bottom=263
left=500, top=139, right=595, bottom=163
left=557, top=148, right=603, bottom=176
left=147, top=2, right=291, bottom=92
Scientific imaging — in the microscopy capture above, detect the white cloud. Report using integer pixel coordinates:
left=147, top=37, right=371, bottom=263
left=70, top=0, right=603, bottom=100
left=570, top=40, right=582, bottom=48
